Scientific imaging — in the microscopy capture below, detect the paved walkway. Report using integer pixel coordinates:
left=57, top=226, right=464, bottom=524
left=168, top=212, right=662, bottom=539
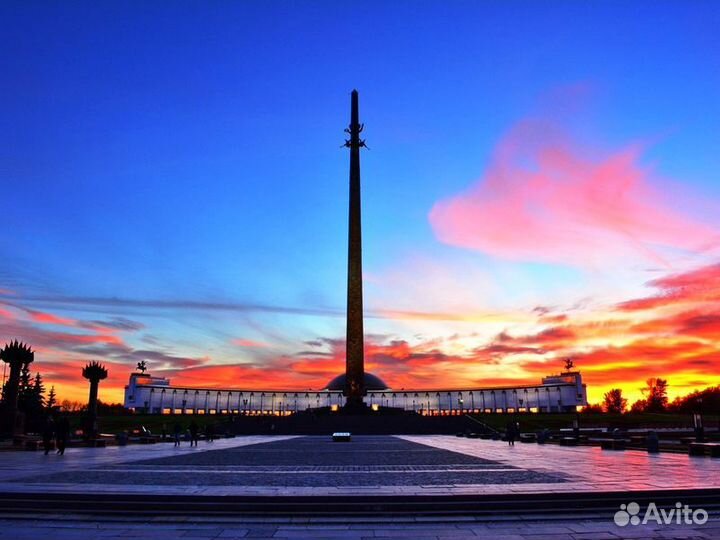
left=1, top=435, right=718, bottom=496
left=400, top=435, right=720, bottom=494
left=0, top=515, right=716, bottom=539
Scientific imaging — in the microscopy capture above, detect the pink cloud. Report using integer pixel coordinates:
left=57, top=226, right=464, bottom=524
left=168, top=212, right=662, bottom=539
left=232, top=338, right=269, bottom=348
left=618, top=263, right=720, bottom=311
left=29, top=311, right=76, bottom=326
left=429, top=119, right=719, bottom=266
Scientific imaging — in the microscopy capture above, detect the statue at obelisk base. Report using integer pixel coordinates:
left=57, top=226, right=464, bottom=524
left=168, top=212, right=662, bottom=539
left=343, top=90, right=368, bottom=412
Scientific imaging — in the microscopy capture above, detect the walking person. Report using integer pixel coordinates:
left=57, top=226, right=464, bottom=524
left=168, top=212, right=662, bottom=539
left=205, top=422, right=214, bottom=443
left=42, top=416, right=55, bottom=455
left=506, top=420, right=517, bottom=447
left=173, top=422, right=182, bottom=447
left=189, top=420, right=199, bottom=447
left=55, top=416, right=70, bottom=455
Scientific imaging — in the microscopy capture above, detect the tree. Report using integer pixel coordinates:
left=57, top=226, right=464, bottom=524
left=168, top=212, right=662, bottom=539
left=17, top=361, right=32, bottom=411
left=46, top=386, right=57, bottom=411
left=32, top=372, right=45, bottom=408
left=60, top=399, right=84, bottom=412
left=603, top=388, right=627, bottom=414
left=643, top=378, right=668, bottom=413
left=668, top=385, right=720, bottom=414
left=630, top=399, right=647, bottom=413
left=582, top=403, right=603, bottom=414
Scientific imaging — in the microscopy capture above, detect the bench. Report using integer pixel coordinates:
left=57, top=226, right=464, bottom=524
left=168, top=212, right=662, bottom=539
left=332, top=432, right=351, bottom=442
left=599, top=438, right=626, bottom=450
left=519, top=433, right=536, bottom=443
left=560, top=437, right=578, bottom=446
left=689, top=442, right=720, bottom=457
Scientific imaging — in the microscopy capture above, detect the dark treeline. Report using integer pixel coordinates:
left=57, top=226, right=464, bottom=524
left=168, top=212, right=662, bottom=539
left=583, top=379, right=720, bottom=415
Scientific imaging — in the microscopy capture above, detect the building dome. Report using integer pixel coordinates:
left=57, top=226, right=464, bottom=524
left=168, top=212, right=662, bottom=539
left=325, top=373, right=389, bottom=391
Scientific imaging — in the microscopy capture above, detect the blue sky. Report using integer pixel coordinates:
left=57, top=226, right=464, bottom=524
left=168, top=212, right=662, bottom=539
left=1, top=1, right=719, bottom=402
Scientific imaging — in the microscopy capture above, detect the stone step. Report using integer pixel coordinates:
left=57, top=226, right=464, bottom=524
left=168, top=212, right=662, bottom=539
left=1, top=488, right=719, bottom=517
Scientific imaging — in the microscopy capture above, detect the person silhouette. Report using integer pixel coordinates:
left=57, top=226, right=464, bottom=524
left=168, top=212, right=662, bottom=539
left=56, top=416, right=70, bottom=455
left=42, top=416, right=55, bottom=455
left=173, top=422, right=182, bottom=447
left=506, top=420, right=517, bottom=446
left=189, top=421, right=199, bottom=447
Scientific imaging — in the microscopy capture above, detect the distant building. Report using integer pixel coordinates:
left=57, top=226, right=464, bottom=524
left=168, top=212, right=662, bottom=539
left=123, top=370, right=587, bottom=415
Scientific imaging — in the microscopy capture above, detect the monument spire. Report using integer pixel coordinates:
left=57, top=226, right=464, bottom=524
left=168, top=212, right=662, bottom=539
left=343, top=89, right=366, bottom=409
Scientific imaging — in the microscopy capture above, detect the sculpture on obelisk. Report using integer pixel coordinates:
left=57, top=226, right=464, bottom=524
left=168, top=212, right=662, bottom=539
left=343, top=90, right=367, bottom=410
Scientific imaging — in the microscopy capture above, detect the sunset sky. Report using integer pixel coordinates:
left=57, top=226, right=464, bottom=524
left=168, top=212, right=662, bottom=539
left=1, top=2, right=720, bottom=405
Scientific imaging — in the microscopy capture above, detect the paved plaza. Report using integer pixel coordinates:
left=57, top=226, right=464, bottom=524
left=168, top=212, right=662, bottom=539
left=1, top=435, right=719, bottom=496
left=1, top=435, right=719, bottom=539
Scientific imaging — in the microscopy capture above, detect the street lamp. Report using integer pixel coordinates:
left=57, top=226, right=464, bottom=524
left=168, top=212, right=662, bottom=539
left=695, top=396, right=704, bottom=442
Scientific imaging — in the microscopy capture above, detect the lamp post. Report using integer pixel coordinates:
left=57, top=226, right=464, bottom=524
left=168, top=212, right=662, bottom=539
left=695, top=396, right=704, bottom=442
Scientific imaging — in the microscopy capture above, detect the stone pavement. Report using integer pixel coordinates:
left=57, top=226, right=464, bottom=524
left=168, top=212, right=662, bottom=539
left=399, top=435, right=720, bottom=494
left=1, top=435, right=719, bottom=538
left=1, top=434, right=719, bottom=496
left=0, top=515, right=717, bottom=539
left=15, top=435, right=564, bottom=488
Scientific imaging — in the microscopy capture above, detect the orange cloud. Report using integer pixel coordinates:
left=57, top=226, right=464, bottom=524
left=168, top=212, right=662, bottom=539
left=429, top=119, right=718, bottom=266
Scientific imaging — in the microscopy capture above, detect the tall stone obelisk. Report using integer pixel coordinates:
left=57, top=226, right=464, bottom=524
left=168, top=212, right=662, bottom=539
left=343, top=90, right=367, bottom=410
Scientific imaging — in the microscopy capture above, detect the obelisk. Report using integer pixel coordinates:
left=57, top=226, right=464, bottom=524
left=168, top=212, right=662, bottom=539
left=343, top=90, right=366, bottom=410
